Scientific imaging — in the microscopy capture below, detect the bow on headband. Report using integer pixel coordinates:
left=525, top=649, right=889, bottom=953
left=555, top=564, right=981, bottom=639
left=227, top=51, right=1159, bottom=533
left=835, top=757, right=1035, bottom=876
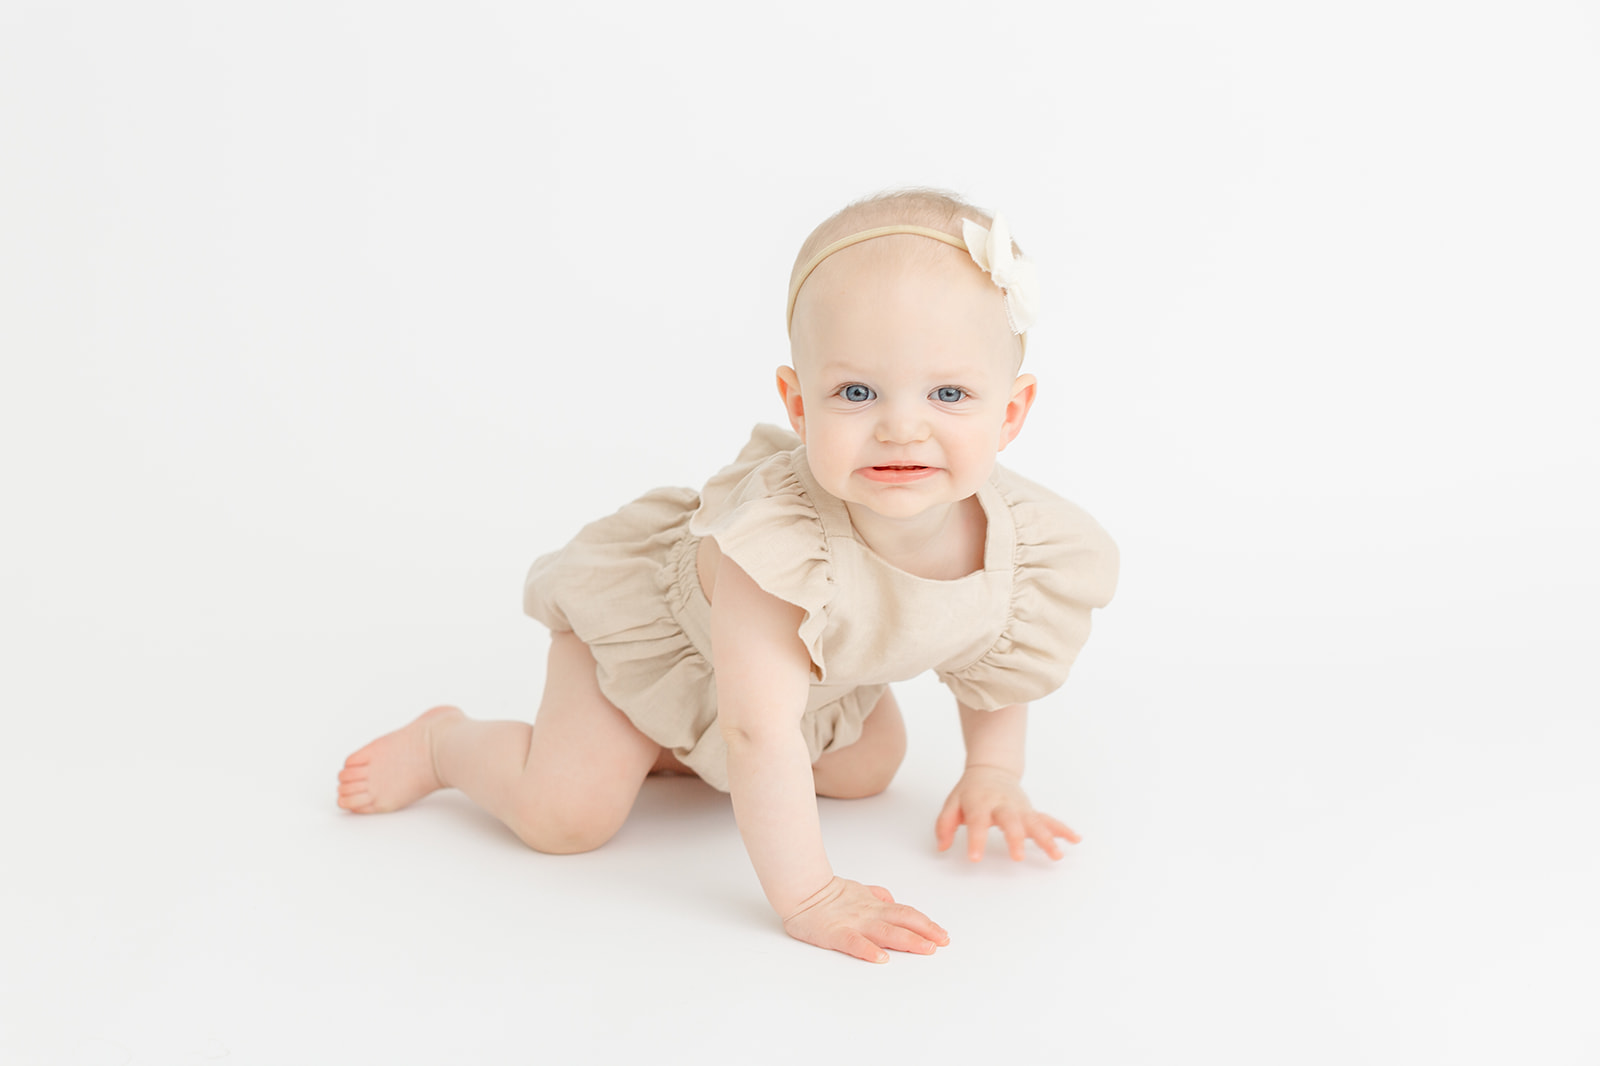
left=961, top=214, right=1039, bottom=335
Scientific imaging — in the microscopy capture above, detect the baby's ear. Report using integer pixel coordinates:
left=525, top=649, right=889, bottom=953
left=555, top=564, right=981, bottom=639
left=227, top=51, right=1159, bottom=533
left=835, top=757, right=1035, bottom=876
left=776, top=366, right=806, bottom=441
left=998, top=373, right=1037, bottom=451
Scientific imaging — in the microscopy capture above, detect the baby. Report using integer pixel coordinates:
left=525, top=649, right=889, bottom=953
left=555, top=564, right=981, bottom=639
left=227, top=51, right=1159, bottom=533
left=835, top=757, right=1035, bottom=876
left=338, top=189, right=1120, bottom=964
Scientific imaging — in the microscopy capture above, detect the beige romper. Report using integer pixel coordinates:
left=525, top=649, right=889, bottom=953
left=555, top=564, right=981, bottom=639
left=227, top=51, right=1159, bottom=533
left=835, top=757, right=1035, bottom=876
left=523, top=424, right=1119, bottom=792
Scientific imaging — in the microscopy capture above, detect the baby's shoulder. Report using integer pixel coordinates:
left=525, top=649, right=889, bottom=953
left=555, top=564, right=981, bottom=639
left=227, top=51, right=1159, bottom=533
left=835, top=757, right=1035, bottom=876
left=988, top=463, right=1118, bottom=568
left=688, top=424, right=831, bottom=674
left=690, top=424, right=814, bottom=533
left=936, top=465, right=1120, bottom=709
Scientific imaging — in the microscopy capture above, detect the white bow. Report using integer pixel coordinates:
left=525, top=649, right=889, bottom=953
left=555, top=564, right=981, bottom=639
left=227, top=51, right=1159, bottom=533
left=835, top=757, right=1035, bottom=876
left=961, top=214, right=1039, bottom=335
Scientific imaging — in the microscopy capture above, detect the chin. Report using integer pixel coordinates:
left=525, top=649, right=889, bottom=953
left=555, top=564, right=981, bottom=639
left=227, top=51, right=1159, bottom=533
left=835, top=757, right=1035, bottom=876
left=852, top=492, right=952, bottom=520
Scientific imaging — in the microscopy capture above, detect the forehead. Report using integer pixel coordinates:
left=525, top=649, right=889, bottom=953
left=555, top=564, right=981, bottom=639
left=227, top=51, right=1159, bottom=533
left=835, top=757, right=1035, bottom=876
left=790, top=238, right=1017, bottom=372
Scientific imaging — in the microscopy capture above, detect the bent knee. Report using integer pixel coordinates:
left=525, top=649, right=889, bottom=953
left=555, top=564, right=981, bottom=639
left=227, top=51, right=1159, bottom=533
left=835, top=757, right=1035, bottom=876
left=816, top=768, right=899, bottom=800
left=508, top=797, right=627, bottom=855
left=813, top=734, right=907, bottom=800
left=515, top=824, right=615, bottom=855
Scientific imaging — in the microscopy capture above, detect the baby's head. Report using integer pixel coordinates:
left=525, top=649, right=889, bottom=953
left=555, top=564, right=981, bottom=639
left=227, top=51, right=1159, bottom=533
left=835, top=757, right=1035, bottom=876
left=787, top=189, right=1031, bottom=357
left=778, top=189, right=1040, bottom=519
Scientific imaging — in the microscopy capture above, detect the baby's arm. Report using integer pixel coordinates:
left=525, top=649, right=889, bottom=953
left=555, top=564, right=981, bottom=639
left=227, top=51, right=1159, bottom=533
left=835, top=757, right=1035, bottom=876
left=934, top=702, right=1083, bottom=861
left=710, top=556, right=947, bottom=962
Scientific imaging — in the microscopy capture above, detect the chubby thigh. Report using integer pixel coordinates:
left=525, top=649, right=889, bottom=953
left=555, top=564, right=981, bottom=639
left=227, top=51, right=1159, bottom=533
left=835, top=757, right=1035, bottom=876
left=515, top=631, right=668, bottom=852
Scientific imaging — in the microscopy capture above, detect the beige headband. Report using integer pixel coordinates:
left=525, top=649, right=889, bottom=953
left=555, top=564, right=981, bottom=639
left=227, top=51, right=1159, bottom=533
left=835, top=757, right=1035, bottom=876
left=785, top=221, right=1034, bottom=355
left=787, top=225, right=968, bottom=329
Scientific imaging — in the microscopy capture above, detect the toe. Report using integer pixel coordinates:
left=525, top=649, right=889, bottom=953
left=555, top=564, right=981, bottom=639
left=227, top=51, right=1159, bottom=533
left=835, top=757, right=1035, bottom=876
left=338, top=790, right=372, bottom=811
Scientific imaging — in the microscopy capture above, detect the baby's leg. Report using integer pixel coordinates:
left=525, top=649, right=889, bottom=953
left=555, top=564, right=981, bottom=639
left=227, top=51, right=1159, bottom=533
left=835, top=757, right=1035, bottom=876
left=337, top=631, right=662, bottom=854
left=812, top=688, right=907, bottom=799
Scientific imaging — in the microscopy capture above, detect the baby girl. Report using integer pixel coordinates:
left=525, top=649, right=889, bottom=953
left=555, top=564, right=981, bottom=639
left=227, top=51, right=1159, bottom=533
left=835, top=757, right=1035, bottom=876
left=337, top=188, right=1119, bottom=964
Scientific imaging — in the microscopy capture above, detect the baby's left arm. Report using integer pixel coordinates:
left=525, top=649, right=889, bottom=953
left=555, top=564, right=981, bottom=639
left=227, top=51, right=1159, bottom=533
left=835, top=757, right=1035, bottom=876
left=934, top=702, right=1083, bottom=861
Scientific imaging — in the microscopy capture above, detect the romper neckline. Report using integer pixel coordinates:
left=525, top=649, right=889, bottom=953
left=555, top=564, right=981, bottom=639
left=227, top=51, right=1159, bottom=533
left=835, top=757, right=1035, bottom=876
left=789, top=445, right=1016, bottom=585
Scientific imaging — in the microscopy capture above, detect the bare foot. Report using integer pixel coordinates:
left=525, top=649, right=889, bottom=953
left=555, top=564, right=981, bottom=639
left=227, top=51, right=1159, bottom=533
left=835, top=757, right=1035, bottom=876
left=338, top=705, right=464, bottom=814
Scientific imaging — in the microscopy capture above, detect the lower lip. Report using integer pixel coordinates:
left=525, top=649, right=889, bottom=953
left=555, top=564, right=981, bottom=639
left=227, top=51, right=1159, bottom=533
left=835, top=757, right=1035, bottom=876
left=860, top=466, right=939, bottom=484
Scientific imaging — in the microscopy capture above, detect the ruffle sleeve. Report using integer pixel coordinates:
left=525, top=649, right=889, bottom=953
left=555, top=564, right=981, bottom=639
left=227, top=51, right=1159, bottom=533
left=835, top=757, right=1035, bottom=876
left=937, top=470, right=1120, bottom=709
left=688, top=424, right=835, bottom=679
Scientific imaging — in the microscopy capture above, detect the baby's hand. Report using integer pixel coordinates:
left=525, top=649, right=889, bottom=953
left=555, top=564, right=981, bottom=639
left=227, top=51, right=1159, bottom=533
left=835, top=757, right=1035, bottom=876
left=781, top=877, right=949, bottom=964
left=935, top=766, right=1082, bottom=861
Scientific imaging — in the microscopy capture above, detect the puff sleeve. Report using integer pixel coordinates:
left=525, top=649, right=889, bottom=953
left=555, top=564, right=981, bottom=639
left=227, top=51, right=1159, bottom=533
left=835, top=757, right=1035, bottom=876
left=936, top=471, right=1119, bottom=709
left=688, top=424, right=835, bottom=678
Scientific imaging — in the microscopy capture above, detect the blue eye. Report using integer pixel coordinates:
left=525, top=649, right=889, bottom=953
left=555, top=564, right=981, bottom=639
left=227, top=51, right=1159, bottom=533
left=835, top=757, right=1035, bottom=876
left=842, top=384, right=875, bottom=403
left=934, top=387, right=966, bottom=403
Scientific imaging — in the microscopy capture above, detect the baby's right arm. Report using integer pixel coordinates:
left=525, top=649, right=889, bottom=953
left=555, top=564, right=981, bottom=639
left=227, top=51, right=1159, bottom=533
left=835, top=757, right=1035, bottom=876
left=709, top=554, right=948, bottom=963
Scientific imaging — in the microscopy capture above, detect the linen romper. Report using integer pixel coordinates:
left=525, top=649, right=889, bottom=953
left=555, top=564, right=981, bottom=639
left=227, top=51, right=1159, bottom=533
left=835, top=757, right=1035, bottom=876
left=523, top=424, right=1119, bottom=792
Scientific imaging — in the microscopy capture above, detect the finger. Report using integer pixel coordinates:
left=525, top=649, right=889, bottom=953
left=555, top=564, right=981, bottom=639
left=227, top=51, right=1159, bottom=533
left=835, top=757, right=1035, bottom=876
left=885, top=903, right=950, bottom=946
left=871, top=921, right=942, bottom=956
left=966, top=812, right=992, bottom=861
left=1044, top=815, right=1083, bottom=844
left=833, top=931, right=889, bottom=964
left=996, top=808, right=1028, bottom=861
left=935, top=796, right=963, bottom=851
left=869, top=884, right=895, bottom=904
left=1025, top=814, right=1065, bottom=860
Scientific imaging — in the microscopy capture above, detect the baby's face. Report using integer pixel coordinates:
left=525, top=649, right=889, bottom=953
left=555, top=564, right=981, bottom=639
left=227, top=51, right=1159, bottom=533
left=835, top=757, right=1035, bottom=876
left=782, top=238, right=1035, bottom=523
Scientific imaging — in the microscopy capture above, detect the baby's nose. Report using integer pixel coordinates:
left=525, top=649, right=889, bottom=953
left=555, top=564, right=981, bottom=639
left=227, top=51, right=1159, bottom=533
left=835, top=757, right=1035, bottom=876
left=874, top=401, right=931, bottom=444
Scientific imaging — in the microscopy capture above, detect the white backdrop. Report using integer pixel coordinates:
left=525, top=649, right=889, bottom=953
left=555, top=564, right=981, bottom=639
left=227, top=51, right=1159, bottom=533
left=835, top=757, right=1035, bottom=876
left=3, top=2, right=1597, bottom=1064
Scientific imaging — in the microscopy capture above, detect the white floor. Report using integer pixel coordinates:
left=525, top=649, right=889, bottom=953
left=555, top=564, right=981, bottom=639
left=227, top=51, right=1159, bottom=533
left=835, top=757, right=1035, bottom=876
left=4, top=586, right=1596, bottom=1064
left=4, top=2, right=1598, bottom=1063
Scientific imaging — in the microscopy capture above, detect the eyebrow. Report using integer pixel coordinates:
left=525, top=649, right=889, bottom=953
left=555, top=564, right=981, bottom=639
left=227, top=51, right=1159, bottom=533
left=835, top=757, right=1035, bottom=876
left=812, top=360, right=876, bottom=380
